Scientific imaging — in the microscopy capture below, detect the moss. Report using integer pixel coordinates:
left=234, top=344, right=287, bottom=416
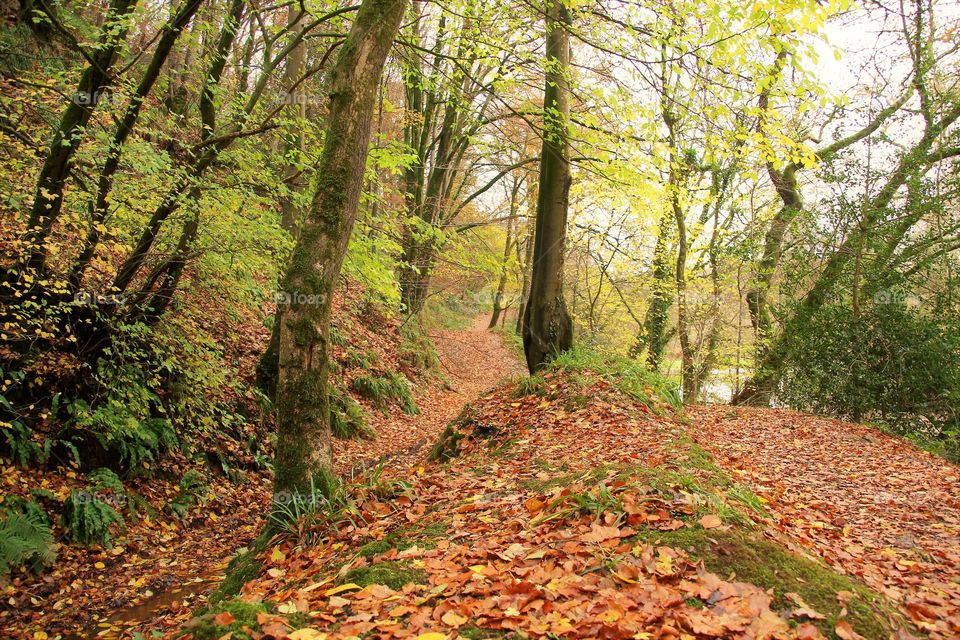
left=341, top=560, right=427, bottom=590
left=357, top=521, right=450, bottom=559
left=209, top=533, right=270, bottom=606
left=458, top=624, right=510, bottom=639
left=632, top=527, right=897, bottom=639
left=428, top=423, right=465, bottom=462
left=181, top=598, right=267, bottom=640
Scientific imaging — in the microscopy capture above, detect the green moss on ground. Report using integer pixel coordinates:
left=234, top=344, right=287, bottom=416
left=341, top=560, right=427, bottom=590
left=181, top=598, right=266, bottom=640
left=357, top=521, right=450, bottom=559
left=633, top=527, right=896, bottom=640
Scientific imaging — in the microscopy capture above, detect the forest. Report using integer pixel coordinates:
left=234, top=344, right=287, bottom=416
left=0, top=0, right=958, bottom=638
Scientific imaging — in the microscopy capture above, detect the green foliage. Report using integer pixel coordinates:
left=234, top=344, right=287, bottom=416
left=398, top=322, right=441, bottom=376
left=60, top=468, right=126, bottom=546
left=181, top=598, right=267, bottom=640
left=779, top=303, right=960, bottom=461
left=166, top=469, right=209, bottom=518
left=329, top=385, right=375, bottom=440
left=0, top=511, right=57, bottom=575
left=352, top=372, right=418, bottom=415
left=1, top=418, right=47, bottom=466
left=547, top=345, right=682, bottom=410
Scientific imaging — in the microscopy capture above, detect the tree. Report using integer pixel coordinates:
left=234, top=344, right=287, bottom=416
left=522, top=0, right=573, bottom=373
left=273, top=0, right=408, bottom=496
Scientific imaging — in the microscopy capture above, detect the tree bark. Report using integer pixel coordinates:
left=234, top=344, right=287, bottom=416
left=68, top=0, right=205, bottom=291
left=273, top=0, right=407, bottom=495
left=20, top=0, right=138, bottom=276
left=522, top=1, right=573, bottom=373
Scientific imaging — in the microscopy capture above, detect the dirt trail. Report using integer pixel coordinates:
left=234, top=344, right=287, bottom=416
left=334, top=314, right=525, bottom=473
left=690, top=405, right=960, bottom=638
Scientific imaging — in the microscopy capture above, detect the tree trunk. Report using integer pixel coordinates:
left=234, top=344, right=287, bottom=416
left=273, top=0, right=407, bottom=496
left=20, top=0, right=138, bottom=276
left=522, top=1, right=573, bottom=373
left=488, top=202, right=516, bottom=329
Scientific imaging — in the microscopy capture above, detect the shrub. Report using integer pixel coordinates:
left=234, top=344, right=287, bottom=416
left=778, top=302, right=960, bottom=461
left=0, top=512, right=57, bottom=575
left=329, top=386, right=374, bottom=440
left=166, top=469, right=209, bottom=518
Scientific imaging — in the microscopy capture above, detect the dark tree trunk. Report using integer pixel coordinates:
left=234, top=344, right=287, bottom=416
left=273, top=0, right=407, bottom=495
left=69, top=0, right=205, bottom=291
left=522, top=2, right=573, bottom=373
left=20, top=0, right=138, bottom=276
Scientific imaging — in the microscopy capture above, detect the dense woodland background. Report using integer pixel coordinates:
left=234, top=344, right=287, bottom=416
left=0, top=0, right=959, bottom=636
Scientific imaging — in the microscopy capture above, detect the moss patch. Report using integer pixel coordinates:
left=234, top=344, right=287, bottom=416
left=633, top=527, right=896, bottom=639
left=181, top=598, right=266, bottom=640
left=357, top=521, right=450, bottom=559
left=341, top=560, right=427, bottom=590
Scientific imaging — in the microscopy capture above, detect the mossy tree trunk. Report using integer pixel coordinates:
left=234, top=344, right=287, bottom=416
left=522, top=0, right=573, bottom=374
left=273, top=0, right=407, bottom=495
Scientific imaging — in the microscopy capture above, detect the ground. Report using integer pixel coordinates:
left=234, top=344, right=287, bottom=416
left=1, top=314, right=522, bottom=638
left=7, top=318, right=960, bottom=639
left=165, top=335, right=959, bottom=640
left=689, top=406, right=960, bottom=638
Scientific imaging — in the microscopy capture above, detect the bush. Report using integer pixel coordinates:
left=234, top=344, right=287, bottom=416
left=329, top=386, right=374, bottom=440
left=0, top=494, right=57, bottom=575
left=779, top=303, right=960, bottom=460
left=0, top=512, right=57, bottom=575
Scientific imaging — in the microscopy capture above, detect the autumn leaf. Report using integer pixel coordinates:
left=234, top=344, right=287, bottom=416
left=699, top=514, right=722, bottom=529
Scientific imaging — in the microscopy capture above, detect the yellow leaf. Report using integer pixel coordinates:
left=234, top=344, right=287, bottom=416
left=269, top=548, right=286, bottom=564
left=323, top=583, right=362, bottom=596
left=287, top=630, right=326, bottom=640
left=277, top=601, right=298, bottom=614
left=94, top=562, right=105, bottom=570
left=415, top=634, right=447, bottom=640
left=441, top=610, right=468, bottom=627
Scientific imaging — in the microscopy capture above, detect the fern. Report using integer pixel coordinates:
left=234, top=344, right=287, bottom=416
left=0, top=512, right=57, bottom=574
left=61, top=469, right=127, bottom=546
left=166, top=469, right=208, bottom=518
left=330, top=386, right=374, bottom=440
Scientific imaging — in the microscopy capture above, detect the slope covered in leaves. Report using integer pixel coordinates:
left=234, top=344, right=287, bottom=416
left=175, top=357, right=907, bottom=640
left=0, top=292, right=519, bottom=638
left=691, top=407, right=960, bottom=639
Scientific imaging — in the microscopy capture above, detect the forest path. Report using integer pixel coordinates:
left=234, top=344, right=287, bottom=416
left=333, top=313, right=525, bottom=474
left=689, top=405, right=960, bottom=638
left=86, top=315, right=524, bottom=638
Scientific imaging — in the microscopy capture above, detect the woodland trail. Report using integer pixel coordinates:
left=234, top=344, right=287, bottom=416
left=30, top=316, right=523, bottom=639
left=689, top=406, right=960, bottom=638
left=334, top=314, right=525, bottom=474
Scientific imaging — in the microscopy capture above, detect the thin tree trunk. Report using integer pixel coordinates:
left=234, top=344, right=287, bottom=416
left=273, top=0, right=407, bottom=496
left=20, top=0, right=138, bottom=275
left=522, top=1, right=573, bottom=373
left=68, top=0, right=205, bottom=291
left=489, top=197, right=517, bottom=328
